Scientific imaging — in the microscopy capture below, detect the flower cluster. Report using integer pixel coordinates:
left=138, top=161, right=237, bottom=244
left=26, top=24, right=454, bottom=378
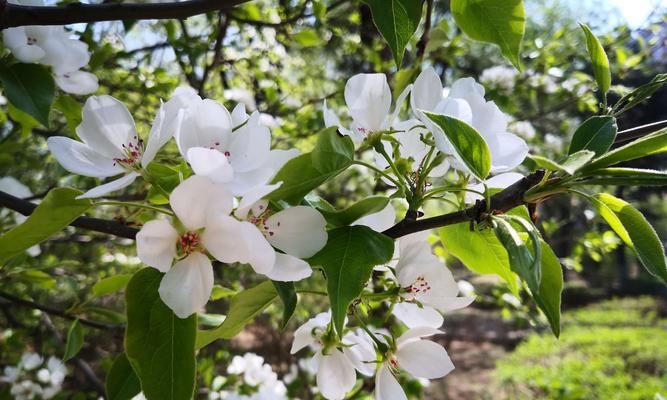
left=0, top=352, right=67, bottom=400
left=208, top=353, right=288, bottom=400
left=2, top=0, right=98, bottom=95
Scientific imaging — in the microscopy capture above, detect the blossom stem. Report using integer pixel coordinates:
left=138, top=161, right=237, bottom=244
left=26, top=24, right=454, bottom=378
left=352, top=307, right=388, bottom=353
left=375, top=144, right=410, bottom=192
left=94, top=201, right=174, bottom=216
left=352, top=160, right=403, bottom=188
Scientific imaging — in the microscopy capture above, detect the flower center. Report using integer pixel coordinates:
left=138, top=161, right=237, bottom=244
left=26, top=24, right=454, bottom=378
left=388, top=355, right=399, bottom=370
left=248, top=204, right=276, bottom=237
left=27, top=36, right=37, bottom=45
left=113, top=136, right=144, bottom=169
left=178, top=231, right=201, bottom=256
left=404, top=276, right=431, bottom=299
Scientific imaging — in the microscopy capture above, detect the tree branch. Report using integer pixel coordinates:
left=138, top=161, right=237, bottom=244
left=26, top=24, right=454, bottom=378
left=0, top=0, right=251, bottom=29
left=0, top=190, right=138, bottom=239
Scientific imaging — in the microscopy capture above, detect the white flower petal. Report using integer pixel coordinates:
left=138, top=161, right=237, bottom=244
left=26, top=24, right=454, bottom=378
left=392, top=302, right=443, bottom=329
left=235, top=183, right=282, bottom=220
left=228, top=112, right=271, bottom=173
left=39, top=28, right=90, bottom=74
left=162, top=86, right=200, bottom=140
left=345, top=73, right=392, bottom=132
left=265, top=253, right=312, bottom=282
left=352, top=203, right=395, bottom=233
left=54, top=70, right=98, bottom=96
left=77, top=172, right=139, bottom=199
left=411, top=68, right=443, bottom=113
left=3, top=27, right=46, bottom=62
left=177, top=99, right=232, bottom=159
left=136, top=219, right=178, bottom=272
left=186, top=147, right=234, bottom=184
left=265, top=206, right=328, bottom=258
left=396, top=326, right=442, bottom=347
left=169, top=175, right=233, bottom=230
left=290, top=312, right=329, bottom=354
left=316, top=350, right=356, bottom=400
left=229, top=167, right=275, bottom=197
left=0, top=177, right=32, bottom=198
left=396, top=339, right=454, bottom=379
left=158, top=252, right=214, bottom=318
left=47, top=136, right=122, bottom=178
left=267, top=148, right=299, bottom=174
left=231, top=103, right=248, bottom=126
left=490, top=133, right=529, bottom=172
left=141, top=103, right=170, bottom=168
left=76, top=95, right=137, bottom=159
left=342, top=330, right=376, bottom=377
left=375, top=364, right=407, bottom=400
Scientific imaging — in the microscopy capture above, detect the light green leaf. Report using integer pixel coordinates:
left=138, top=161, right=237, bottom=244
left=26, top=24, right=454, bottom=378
left=422, top=112, right=491, bottom=179
left=439, top=223, right=520, bottom=295
left=529, top=151, right=595, bottom=175
left=308, top=226, right=394, bottom=336
left=53, top=95, right=83, bottom=134
left=91, top=274, right=132, bottom=298
left=272, top=281, right=297, bottom=329
left=579, top=23, right=611, bottom=95
left=268, top=128, right=354, bottom=204
left=293, top=29, right=324, bottom=47
left=581, top=128, right=667, bottom=173
left=580, top=168, right=667, bottom=186
left=450, top=0, right=525, bottom=69
left=196, top=281, right=277, bottom=349
left=125, top=268, right=197, bottom=400
left=568, top=116, right=617, bottom=156
left=0, top=63, right=55, bottom=127
left=493, top=218, right=540, bottom=294
left=319, top=196, right=390, bottom=227
left=592, top=194, right=667, bottom=284
left=105, top=353, right=141, bottom=400
left=362, top=0, right=423, bottom=66
left=533, top=240, right=563, bottom=337
left=63, top=319, right=85, bottom=362
left=0, top=188, right=92, bottom=264
left=210, top=285, right=237, bottom=300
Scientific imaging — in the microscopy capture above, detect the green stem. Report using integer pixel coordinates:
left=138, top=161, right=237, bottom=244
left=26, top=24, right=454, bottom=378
left=376, top=144, right=409, bottom=191
left=94, top=200, right=174, bottom=216
left=352, top=160, right=402, bottom=188
left=352, top=307, right=387, bottom=352
left=296, top=289, right=328, bottom=296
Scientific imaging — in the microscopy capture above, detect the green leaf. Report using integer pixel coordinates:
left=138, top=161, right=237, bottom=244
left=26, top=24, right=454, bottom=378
left=210, top=285, right=237, bottom=300
left=272, top=281, right=297, bottom=329
left=91, top=274, right=132, bottom=298
left=422, top=112, right=491, bottom=179
left=439, top=223, right=520, bottom=295
left=579, top=168, right=667, bottom=186
left=493, top=218, right=540, bottom=294
left=581, top=128, right=667, bottom=173
left=125, top=268, right=197, bottom=400
left=293, top=29, right=324, bottom=47
left=53, top=95, right=83, bottom=134
left=268, top=128, right=354, bottom=204
left=528, top=151, right=594, bottom=175
left=450, top=0, right=525, bottom=69
left=319, top=196, right=390, bottom=227
left=63, top=319, right=85, bottom=362
left=591, top=194, right=667, bottom=284
left=0, top=188, right=92, bottom=264
left=0, top=63, right=55, bottom=127
left=196, top=281, right=277, bottom=349
left=105, top=353, right=141, bottom=400
left=533, top=240, right=563, bottom=337
left=568, top=116, right=617, bottom=156
left=362, top=0, right=423, bottom=66
left=579, top=23, right=611, bottom=95
left=308, top=226, right=394, bottom=336
left=612, top=74, right=666, bottom=116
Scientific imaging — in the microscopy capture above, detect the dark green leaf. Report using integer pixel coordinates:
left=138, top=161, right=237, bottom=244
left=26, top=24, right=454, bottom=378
left=311, top=127, right=355, bottom=173
left=493, top=218, right=540, bottom=294
left=0, top=188, right=92, bottom=264
left=308, top=226, right=394, bottom=336
left=125, top=268, right=197, bottom=400
left=196, top=281, right=277, bottom=349
left=581, top=128, right=667, bottom=173
left=450, top=0, right=525, bottom=69
left=319, top=196, right=390, bottom=227
left=63, top=319, right=85, bottom=361
left=105, top=353, right=141, bottom=400
left=579, top=168, right=667, bottom=186
left=0, top=63, right=55, bottom=127
left=612, top=74, right=666, bottom=116
left=533, top=240, right=563, bottom=337
left=579, top=23, right=611, bottom=95
left=568, top=116, right=617, bottom=156
left=362, top=0, right=423, bottom=66
left=272, top=281, right=297, bottom=329
left=91, top=274, right=132, bottom=298
left=422, top=112, right=491, bottom=179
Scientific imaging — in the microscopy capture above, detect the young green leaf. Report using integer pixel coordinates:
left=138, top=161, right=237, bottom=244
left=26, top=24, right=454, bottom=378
left=91, top=274, right=132, bottom=298
left=0, top=188, right=92, bottom=264
left=493, top=218, right=540, bottom=294
left=53, top=95, right=83, bottom=135
left=363, top=0, right=423, bottom=66
left=196, top=281, right=277, bottom=349
left=579, top=23, right=611, bottom=95
left=308, top=226, right=394, bottom=336
left=581, top=128, right=667, bottom=173
left=0, top=63, right=55, bottom=127
left=533, top=240, right=563, bottom=337
left=318, top=196, right=390, bottom=227
left=450, top=0, right=525, bottom=69
left=612, top=73, right=666, bottom=116
left=422, top=112, right=491, bottom=179
left=125, top=268, right=197, bottom=400
left=105, top=353, right=141, bottom=400
left=591, top=194, right=667, bottom=284
left=568, top=116, right=617, bottom=156
left=529, top=151, right=595, bottom=175
left=579, top=168, right=667, bottom=186
left=63, top=319, right=85, bottom=362
left=272, top=281, right=297, bottom=329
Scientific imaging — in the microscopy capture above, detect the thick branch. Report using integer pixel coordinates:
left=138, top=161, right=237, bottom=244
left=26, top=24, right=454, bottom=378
left=0, top=190, right=138, bottom=239
left=0, top=0, right=251, bottom=29
left=382, top=171, right=545, bottom=239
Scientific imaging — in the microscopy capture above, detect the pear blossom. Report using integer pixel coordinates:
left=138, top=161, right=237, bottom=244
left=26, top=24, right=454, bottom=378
left=391, top=232, right=474, bottom=328
left=374, top=327, right=454, bottom=400
left=324, top=73, right=409, bottom=143
left=47, top=95, right=173, bottom=199
left=291, top=312, right=376, bottom=400
left=411, top=67, right=529, bottom=175
left=2, top=352, right=67, bottom=400
left=0, top=177, right=40, bottom=256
